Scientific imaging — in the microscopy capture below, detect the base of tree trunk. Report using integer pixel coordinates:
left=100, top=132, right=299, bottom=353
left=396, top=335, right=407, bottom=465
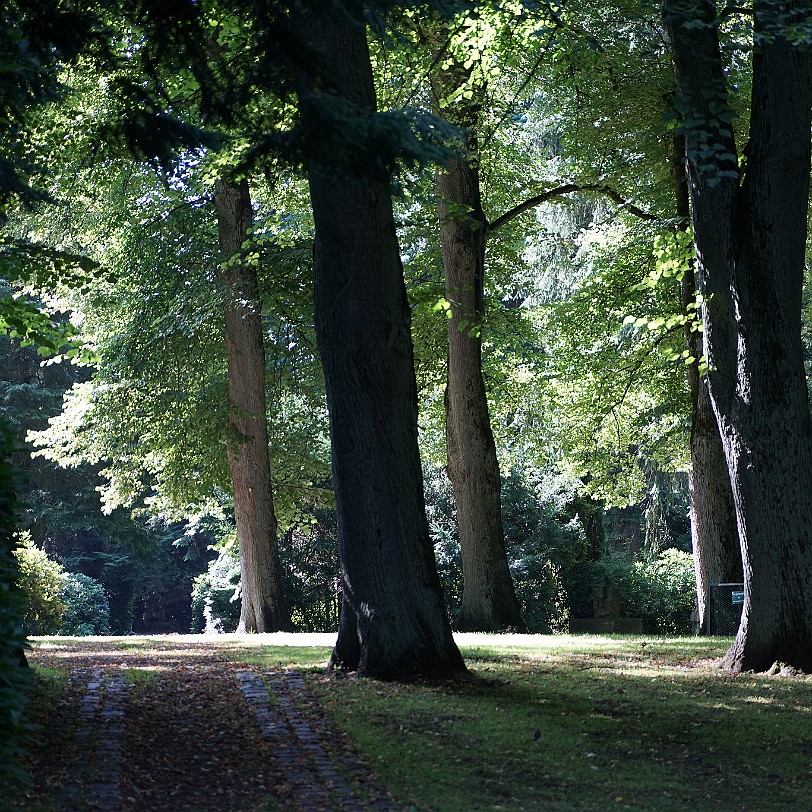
left=454, top=607, right=527, bottom=634
left=328, top=592, right=361, bottom=673
left=722, top=619, right=812, bottom=674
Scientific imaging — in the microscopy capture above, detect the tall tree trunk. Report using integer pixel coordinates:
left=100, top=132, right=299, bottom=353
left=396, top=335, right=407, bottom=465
left=436, top=155, right=526, bottom=632
left=687, top=368, right=743, bottom=633
left=429, top=40, right=525, bottom=633
left=666, top=0, right=812, bottom=671
left=294, top=9, right=465, bottom=679
left=214, top=178, right=293, bottom=633
left=435, top=171, right=525, bottom=626
left=671, top=133, right=742, bottom=634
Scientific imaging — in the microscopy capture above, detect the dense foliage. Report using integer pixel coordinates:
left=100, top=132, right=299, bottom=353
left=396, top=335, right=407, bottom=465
left=191, top=547, right=241, bottom=634
left=59, top=573, right=110, bottom=636
left=13, top=532, right=65, bottom=635
left=583, top=548, right=696, bottom=634
left=0, top=423, right=33, bottom=789
left=2, top=0, right=810, bottom=678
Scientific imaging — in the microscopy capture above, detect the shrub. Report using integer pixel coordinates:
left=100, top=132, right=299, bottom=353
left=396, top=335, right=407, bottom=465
left=278, top=511, right=340, bottom=633
left=0, top=423, right=34, bottom=789
left=59, top=573, right=111, bottom=636
left=190, top=547, right=241, bottom=633
left=585, top=549, right=696, bottom=634
left=501, top=471, right=588, bottom=633
left=635, top=549, right=696, bottom=635
left=13, top=532, right=66, bottom=635
left=423, top=465, right=463, bottom=619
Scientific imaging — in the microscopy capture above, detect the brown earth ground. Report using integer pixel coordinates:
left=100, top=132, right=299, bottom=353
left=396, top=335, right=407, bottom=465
left=20, top=638, right=400, bottom=812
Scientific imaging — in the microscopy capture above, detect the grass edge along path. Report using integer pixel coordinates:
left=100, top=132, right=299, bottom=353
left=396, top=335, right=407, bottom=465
left=18, top=633, right=812, bottom=812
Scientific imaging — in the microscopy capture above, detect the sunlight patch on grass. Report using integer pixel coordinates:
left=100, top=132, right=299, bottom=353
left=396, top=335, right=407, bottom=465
left=228, top=646, right=331, bottom=670
left=125, top=667, right=162, bottom=685
left=31, top=665, right=71, bottom=688
left=21, top=633, right=812, bottom=811
left=310, top=636, right=812, bottom=812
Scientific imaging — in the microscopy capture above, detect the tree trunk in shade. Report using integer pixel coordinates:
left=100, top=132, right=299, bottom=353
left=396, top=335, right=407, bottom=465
left=671, top=133, right=741, bottom=634
left=294, top=9, right=465, bottom=679
left=666, top=0, right=812, bottom=671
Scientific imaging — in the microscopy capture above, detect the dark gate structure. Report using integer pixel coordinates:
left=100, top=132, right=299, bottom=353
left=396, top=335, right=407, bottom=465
left=708, top=582, right=745, bottom=635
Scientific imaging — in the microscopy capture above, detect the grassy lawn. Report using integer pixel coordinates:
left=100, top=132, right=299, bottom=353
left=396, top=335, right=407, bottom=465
left=23, top=633, right=812, bottom=811
left=310, top=634, right=812, bottom=812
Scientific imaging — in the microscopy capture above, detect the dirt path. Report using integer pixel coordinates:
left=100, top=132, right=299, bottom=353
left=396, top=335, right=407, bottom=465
left=24, top=644, right=401, bottom=811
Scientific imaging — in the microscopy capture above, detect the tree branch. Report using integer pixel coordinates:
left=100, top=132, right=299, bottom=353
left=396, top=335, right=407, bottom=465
left=487, top=182, right=658, bottom=234
left=719, top=5, right=753, bottom=19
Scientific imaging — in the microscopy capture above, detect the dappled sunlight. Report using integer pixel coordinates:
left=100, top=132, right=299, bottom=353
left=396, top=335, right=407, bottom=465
left=455, top=633, right=732, bottom=676
left=32, top=632, right=338, bottom=647
left=742, top=695, right=776, bottom=707
left=19, top=634, right=812, bottom=812
left=33, top=640, right=73, bottom=650
left=311, top=636, right=812, bottom=811
left=28, top=634, right=335, bottom=674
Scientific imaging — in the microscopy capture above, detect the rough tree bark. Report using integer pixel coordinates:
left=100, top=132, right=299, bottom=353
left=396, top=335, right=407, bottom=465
left=670, top=134, right=742, bottom=634
left=294, top=9, right=465, bottom=679
left=666, top=0, right=812, bottom=671
left=429, top=56, right=526, bottom=633
left=214, top=178, right=293, bottom=633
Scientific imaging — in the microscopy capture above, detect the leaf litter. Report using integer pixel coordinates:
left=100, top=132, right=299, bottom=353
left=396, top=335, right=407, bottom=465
left=20, top=638, right=402, bottom=812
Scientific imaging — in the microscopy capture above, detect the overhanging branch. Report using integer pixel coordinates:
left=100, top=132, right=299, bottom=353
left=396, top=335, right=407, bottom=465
left=487, top=182, right=658, bottom=234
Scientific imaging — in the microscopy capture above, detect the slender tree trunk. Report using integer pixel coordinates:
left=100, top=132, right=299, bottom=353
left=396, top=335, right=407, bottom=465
left=214, top=178, right=293, bottom=633
left=429, top=45, right=525, bottom=633
left=571, top=491, right=604, bottom=562
left=671, top=134, right=742, bottom=634
left=687, top=369, right=743, bottom=633
left=666, top=0, right=812, bottom=671
left=437, top=160, right=526, bottom=631
left=294, top=9, right=465, bottom=679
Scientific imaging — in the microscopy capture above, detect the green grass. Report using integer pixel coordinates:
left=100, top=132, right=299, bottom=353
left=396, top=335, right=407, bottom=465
left=22, top=634, right=812, bottom=811
left=312, top=634, right=812, bottom=811
left=124, top=667, right=160, bottom=686
left=30, top=665, right=71, bottom=692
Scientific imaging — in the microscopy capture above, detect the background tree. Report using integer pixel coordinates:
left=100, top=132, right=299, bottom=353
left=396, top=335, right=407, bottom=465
left=487, top=1, right=743, bottom=634
left=670, top=133, right=741, bottom=632
left=215, top=176, right=293, bottom=632
left=426, top=12, right=526, bottom=632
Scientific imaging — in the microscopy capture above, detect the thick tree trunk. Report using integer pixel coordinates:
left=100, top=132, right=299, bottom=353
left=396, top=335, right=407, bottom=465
left=671, top=134, right=741, bottom=634
left=295, top=10, right=465, bottom=679
left=214, top=178, right=293, bottom=634
left=666, top=0, right=812, bottom=671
